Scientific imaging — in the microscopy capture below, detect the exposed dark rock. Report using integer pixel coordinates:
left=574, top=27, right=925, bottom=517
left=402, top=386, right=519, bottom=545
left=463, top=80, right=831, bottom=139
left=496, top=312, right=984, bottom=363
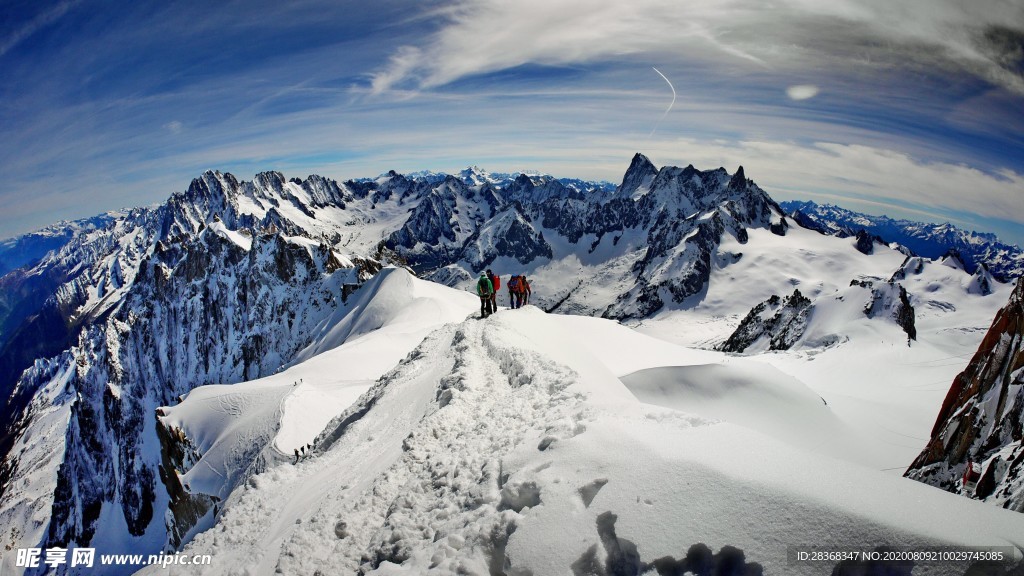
left=769, top=215, right=788, bottom=236
left=855, top=229, right=883, bottom=255
left=889, top=256, right=925, bottom=282
left=719, top=290, right=813, bottom=353
left=862, top=282, right=917, bottom=341
left=618, top=153, right=658, bottom=198
left=905, top=277, right=1024, bottom=512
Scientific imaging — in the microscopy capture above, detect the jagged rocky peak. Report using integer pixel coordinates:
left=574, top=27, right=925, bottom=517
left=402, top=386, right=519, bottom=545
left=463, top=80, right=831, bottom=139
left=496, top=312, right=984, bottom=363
left=253, top=170, right=287, bottom=191
left=718, top=289, right=814, bottom=353
left=460, top=165, right=490, bottom=186
left=617, top=152, right=658, bottom=197
left=180, top=170, right=241, bottom=214
left=460, top=207, right=553, bottom=270
left=889, top=256, right=926, bottom=282
left=727, top=165, right=747, bottom=191
left=295, top=174, right=353, bottom=209
left=905, top=277, right=1024, bottom=511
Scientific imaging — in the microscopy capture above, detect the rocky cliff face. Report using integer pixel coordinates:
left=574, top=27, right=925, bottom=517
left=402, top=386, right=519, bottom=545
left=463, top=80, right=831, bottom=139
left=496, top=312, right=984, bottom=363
left=905, top=277, right=1024, bottom=512
left=350, top=154, right=786, bottom=320
left=861, top=280, right=917, bottom=342
left=0, top=171, right=377, bottom=559
left=719, top=289, right=813, bottom=353
left=720, top=274, right=922, bottom=354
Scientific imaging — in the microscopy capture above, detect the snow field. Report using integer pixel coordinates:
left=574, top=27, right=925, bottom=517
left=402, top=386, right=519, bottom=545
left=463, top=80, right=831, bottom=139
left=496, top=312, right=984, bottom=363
left=635, top=225, right=1014, bottom=473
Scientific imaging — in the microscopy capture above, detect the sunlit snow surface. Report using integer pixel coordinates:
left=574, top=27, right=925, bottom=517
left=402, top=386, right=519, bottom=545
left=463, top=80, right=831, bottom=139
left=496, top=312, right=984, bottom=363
left=140, top=266, right=1023, bottom=576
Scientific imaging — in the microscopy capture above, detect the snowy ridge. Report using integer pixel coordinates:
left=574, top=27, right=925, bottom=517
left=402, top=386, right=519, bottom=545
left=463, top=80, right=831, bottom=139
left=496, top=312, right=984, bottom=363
left=148, top=268, right=478, bottom=550
left=0, top=212, right=119, bottom=276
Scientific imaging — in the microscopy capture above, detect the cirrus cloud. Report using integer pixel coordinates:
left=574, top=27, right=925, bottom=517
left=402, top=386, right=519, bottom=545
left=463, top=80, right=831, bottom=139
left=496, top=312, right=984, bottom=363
left=368, top=0, right=1024, bottom=95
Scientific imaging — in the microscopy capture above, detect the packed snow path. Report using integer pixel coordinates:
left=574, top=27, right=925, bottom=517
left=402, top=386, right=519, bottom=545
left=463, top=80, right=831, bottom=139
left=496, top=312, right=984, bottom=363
left=146, top=307, right=1024, bottom=576
left=155, top=310, right=603, bottom=574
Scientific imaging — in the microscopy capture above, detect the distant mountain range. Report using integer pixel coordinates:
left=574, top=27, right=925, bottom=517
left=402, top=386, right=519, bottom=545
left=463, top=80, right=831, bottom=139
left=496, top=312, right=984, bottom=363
left=0, top=213, right=118, bottom=277
left=781, top=200, right=1023, bottom=281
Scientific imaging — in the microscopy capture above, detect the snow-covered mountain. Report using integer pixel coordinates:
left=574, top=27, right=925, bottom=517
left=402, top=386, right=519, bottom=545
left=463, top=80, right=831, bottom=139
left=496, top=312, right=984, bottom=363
left=905, top=276, right=1024, bottom=511
left=782, top=200, right=1024, bottom=281
left=0, top=155, right=1020, bottom=574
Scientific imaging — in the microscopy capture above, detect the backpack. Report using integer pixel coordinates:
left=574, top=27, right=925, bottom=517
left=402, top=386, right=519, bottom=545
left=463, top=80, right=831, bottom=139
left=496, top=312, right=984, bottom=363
left=477, top=276, right=492, bottom=296
left=508, top=276, right=521, bottom=292
left=489, top=272, right=500, bottom=292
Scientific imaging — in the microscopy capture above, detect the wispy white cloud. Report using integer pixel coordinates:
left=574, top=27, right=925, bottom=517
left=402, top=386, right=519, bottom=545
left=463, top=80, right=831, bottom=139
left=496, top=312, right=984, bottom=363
left=369, top=0, right=1024, bottom=94
left=1, top=0, right=1021, bottom=248
left=0, top=0, right=80, bottom=58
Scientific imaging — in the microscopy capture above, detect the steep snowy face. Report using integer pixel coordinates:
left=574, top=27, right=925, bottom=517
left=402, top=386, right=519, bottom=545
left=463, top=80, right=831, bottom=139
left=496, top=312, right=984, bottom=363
left=385, top=176, right=502, bottom=272
left=0, top=225, right=367, bottom=558
left=616, top=152, right=658, bottom=199
left=458, top=206, right=553, bottom=271
left=0, top=206, right=157, bottom=415
left=150, top=268, right=479, bottom=550
left=782, top=200, right=1024, bottom=281
left=0, top=169, right=387, bottom=562
left=0, top=161, right=606, bottom=562
left=906, top=277, right=1024, bottom=511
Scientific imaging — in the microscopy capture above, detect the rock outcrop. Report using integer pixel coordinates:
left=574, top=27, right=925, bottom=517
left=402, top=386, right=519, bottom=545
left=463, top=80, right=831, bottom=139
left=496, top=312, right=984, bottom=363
left=719, top=290, right=814, bottom=353
left=905, top=277, right=1024, bottom=511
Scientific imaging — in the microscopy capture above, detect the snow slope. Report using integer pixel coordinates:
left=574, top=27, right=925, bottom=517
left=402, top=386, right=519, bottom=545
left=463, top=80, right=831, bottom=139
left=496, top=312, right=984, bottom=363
left=620, top=363, right=873, bottom=460
left=153, top=269, right=479, bottom=540
left=139, top=282, right=1024, bottom=575
left=633, top=225, right=1013, bottom=474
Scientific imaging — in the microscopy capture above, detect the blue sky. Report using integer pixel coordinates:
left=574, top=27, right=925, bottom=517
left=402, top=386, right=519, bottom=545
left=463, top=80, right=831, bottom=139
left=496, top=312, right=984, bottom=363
left=1, top=0, right=1022, bottom=244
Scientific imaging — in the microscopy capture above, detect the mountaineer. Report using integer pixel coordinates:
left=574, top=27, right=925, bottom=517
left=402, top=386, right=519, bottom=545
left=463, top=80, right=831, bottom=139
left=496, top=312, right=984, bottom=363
left=487, top=269, right=501, bottom=313
left=477, top=272, right=494, bottom=318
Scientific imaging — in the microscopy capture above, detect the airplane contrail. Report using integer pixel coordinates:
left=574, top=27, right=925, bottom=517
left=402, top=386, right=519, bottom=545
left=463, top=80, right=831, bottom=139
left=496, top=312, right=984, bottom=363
left=648, top=66, right=676, bottom=138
